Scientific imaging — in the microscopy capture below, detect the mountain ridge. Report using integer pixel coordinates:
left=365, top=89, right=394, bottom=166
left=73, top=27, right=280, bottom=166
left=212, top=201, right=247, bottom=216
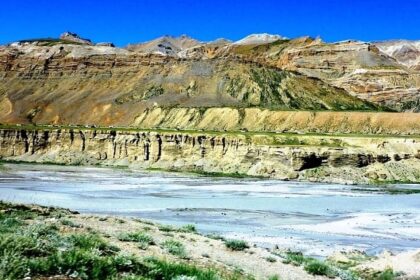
left=0, top=32, right=419, bottom=128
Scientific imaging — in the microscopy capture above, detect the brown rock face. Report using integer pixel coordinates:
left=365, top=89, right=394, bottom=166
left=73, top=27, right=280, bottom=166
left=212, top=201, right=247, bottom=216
left=1, top=128, right=419, bottom=184
left=0, top=33, right=419, bottom=129
left=223, top=38, right=420, bottom=111
left=0, top=44, right=377, bottom=127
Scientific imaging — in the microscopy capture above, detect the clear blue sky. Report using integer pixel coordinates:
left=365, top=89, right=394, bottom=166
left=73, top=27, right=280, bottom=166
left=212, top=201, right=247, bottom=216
left=1, top=0, right=419, bottom=46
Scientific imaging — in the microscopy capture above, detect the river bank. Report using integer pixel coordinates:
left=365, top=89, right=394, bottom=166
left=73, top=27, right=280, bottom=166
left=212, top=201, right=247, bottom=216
left=1, top=163, right=420, bottom=257
left=2, top=201, right=419, bottom=280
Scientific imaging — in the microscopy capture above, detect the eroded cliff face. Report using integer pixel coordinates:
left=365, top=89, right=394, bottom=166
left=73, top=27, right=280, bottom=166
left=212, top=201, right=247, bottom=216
left=1, top=128, right=419, bottom=184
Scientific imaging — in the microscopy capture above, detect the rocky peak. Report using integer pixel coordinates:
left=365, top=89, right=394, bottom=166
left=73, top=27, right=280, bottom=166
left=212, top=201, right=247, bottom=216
left=127, top=35, right=201, bottom=56
left=60, top=32, right=93, bottom=45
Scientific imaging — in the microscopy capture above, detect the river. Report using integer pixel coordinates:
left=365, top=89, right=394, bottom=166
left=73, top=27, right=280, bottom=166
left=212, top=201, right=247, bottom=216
left=0, top=163, right=419, bottom=257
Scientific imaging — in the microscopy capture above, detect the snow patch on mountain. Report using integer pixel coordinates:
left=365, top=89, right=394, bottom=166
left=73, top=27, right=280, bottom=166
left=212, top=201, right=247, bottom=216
left=375, top=40, right=420, bottom=68
left=233, top=33, right=285, bottom=45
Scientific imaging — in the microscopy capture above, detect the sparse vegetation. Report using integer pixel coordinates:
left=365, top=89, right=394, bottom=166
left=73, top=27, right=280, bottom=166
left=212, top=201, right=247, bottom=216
left=206, top=233, right=226, bottom=241
left=158, top=224, right=176, bottom=232
left=303, top=260, right=333, bottom=276
left=0, top=202, right=247, bottom=280
left=115, top=84, right=164, bottom=104
left=265, top=256, right=277, bottom=263
left=277, top=251, right=347, bottom=278
left=117, top=231, right=155, bottom=249
left=377, top=268, right=396, bottom=280
left=224, top=239, right=249, bottom=251
left=162, top=239, right=189, bottom=259
left=157, top=223, right=200, bottom=234
left=179, top=224, right=197, bottom=233
left=0, top=201, right=408, bottom=280
left=61, top=218, right=81, bottom=228
left=280, top=251, right=306, bottom=266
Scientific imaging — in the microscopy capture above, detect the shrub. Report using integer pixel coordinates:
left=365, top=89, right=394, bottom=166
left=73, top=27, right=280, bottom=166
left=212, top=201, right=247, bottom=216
left=0, top=217, right=23, bottom=233
left=158, top=225, right=175, bottom=232
left=0, top=250, right=28, bottom=279
left=144, top=257, right=218, bottom=280
left=179, top=224, right=197, bottom=233
left=281, top=251, right=306, bottom=266
left=304, top=260, right=332, bottom=276
left=224, top=239, right=249, bottom=251
left=61, top=219, right=81, bottom=228
left=117, top=232, right=154, bottom=244
left=378, top=268, right=395, bottom=280
left=118, top=232, right=154, bottom=250
left=162, top=239, right=188, bottom=259
left=265, top=256, right=277, bottom=263
left=68, top=233, right=119, bottom=255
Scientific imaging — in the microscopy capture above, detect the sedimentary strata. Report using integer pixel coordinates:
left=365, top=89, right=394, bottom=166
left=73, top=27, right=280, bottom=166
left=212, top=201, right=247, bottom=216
left=1, top=128, right=419, bottom=184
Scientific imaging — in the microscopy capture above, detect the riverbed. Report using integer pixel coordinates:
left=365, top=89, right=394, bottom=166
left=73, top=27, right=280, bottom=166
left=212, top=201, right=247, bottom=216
left=0, top=163, right=419, bottom=257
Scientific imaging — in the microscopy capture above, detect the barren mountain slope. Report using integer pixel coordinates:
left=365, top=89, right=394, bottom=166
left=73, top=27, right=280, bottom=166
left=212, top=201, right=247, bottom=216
left=0, top=37, right=377, bottom=126
left=0, top=32, right=419, bottom=128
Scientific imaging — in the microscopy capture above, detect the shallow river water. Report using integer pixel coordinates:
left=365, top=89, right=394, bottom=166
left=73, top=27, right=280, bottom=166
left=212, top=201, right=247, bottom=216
left=0, top=163, right=419, bottom=256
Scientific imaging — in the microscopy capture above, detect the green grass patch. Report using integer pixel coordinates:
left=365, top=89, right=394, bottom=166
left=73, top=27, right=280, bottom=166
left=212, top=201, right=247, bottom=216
left=158, top=224, right=176, bottom=232
left=224, top=239, right=249, bottom=251
left=304, top=260, right=334, bottom=277
left=161, top=239, right=189, bottom=259
left=60, top=218, right=81, bottom=228
left=118, top=232, right=155, bottom=249
left=157, top=223, right=198, bottom=234
left=377, top=268, right=396, bottom=280
left=281, top=251, right=307, bottom=266
left=178, top=224, right=197, bottom=233
left=142, top=257, right=221, bottom=280
left=276, top=250, right=365, bottom=279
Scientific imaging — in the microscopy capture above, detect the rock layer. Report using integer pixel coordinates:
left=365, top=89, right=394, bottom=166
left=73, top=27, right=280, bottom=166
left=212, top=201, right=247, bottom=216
left=1, top=32, right=419, bottom=128
left=1, top=128, right=419, bottom=184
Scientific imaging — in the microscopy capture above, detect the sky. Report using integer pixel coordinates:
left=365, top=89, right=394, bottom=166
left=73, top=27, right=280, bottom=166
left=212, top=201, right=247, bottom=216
left=0, top=0, right=419, bottom=46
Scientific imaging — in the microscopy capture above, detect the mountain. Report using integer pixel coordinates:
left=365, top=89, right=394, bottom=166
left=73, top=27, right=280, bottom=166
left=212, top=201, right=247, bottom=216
left=233, top=33, right=285, bottom=45
left=126, top=35, right=202, bottom=56
left=0, top=32, right=419, bottom=127
left=375, top=40, right=420, bottom=70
